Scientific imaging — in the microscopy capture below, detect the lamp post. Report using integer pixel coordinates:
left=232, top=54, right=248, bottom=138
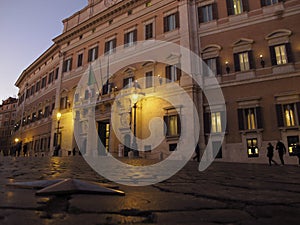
left=131, top=93, right=139, bottom=157
left=55, top=112, right=62, bottom=156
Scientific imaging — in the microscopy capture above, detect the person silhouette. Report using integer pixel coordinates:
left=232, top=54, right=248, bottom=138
left=276, top=140, right=286, bottom=165
left=193, top=144, right=200, bottom=162
left=267, top=142, right=277, bottom=166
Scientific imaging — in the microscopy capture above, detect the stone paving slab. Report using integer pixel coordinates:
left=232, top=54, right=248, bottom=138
left=0, top=156, right=299, bottom=224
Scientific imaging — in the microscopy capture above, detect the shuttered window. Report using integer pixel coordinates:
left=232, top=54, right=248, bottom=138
left=198, top=3, right=218, bottom=23
left=238, top=107, right=263, bottom=131
left=270, top=43, right=293, bottom=66
left=124, top=30, right=137, bottom=48
left=163, top=12, right=179, bottom=32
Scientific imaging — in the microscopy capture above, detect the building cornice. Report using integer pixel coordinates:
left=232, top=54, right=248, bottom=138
left=53, top=0, right=149, bottom=45
left=15, top=44, right=60, bottom=87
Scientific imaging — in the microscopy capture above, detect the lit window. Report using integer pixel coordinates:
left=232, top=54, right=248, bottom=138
left=234, top=51, right=253, bottom=72
left=227, top=0, right=247, bottom=16
left=270, top=43, right=292, bottom=66
left=287, top=136, right=299, bottom=155
left=247, top=138, right=259, bottom=157
left=165, top=64, right=181, bottom=82
left=124, top=30, right=137, bottom=47
left=164, top=114, right=181, bottom=137
left=164, top=12, right=179, bottom=32
left=233, top=0, right=243, bottom=14
left=275, top=45, right=287, bottom=65
left=276, top=103, right=299, bottom=127
left=284, top=104, right=295, bottom=127
left=238, top=107, right=263, bottom=130
left=211, top=112, right=222, bottom=133
left=239, top=52, right=250, bottom=71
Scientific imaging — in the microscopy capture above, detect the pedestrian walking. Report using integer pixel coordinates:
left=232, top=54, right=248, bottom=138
left=267, top=142, right=277, bottom=166
left=276, top=140, right=286, bottom=165
left=193, top=144, right=200, bottom=162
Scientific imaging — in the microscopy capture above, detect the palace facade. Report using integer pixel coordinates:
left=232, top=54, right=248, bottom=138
left=13, top=0, right=300, bottom=164
left=0, top=97, right=17, bottom=156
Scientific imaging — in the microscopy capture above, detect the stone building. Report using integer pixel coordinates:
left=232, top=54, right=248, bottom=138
left=14, top=0, right=300, bottom=164
left=0, top=97, right=18, bottom=156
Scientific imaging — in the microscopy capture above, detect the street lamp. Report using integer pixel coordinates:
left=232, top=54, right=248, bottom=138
left=131, top=93, right=139, bottom=157
left=55, top=112, right=62, bottom=156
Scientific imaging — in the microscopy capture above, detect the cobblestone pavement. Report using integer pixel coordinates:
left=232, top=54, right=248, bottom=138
left=0, top=156, right=299, bottom=225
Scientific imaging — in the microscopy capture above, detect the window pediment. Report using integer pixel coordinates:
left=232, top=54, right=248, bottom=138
left=232, top=38, right=254, bottom=47
left=265, top=29, right=292, bottom=40
left=201, top=44, right=221, bottom=59
left=232, top=38, right=254, bottom=53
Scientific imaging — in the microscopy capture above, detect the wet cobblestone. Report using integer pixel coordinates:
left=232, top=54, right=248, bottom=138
left=0, top=156, right=299, bottom=224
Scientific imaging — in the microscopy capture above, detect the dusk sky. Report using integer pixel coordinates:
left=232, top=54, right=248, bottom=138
left=0, top=0, right=87, bottom=103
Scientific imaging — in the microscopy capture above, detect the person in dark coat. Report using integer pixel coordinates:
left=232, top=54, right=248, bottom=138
left=276, top=140, right=286, bottom=165
left=193, top=144, right=200, bottom=162
left=267, top=142, right=277, bottom=166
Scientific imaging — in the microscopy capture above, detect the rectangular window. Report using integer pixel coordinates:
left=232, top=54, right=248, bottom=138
left=145, top=71, right=153, bottom=88
left=77, top=53, right=83, bottom=67
left=227, top=0, right=248, bottom=15
left=270, top=43, right=292, bottom=66
left=44, top=106, right=50, bottom=118
left=60, top=97, right=68, bottom=110
left=198, top=4, right=214, bottom=23
left=30, top=85, right=35, bottom=96
left=124, top=30, right=137, bottom=48
left=247, top=138, right=259, bottom=157
left=123, top=77, right=134, bottom=88
left=238, top=107, right=263, bottom=130
left=234, top=51, right=254, bottom=72
left=145, top=23, right=153, bottom=40
left=164, top=114, right=181, bottom=137
left=41, top=77, right=47, bottom=88
left=276, top=103, right=300, bottom=127
left=55, top=67, right=59, bottom=79
left=63, top=58, right=72, bottom=72
left=287, top=136, right=299, bottom=155
left=169, top=143, right=177, bottom=152
left=275, top=45, right=287, bottom=65
left=105, top=38, right=117, bottom=54
left=239, top=52, right=250, bottom=71
left=48, top=71, right=54, bottom=84
left=211, top=112, right=222, bottom=133
left=88, top=46, right=98, bottom=62
left=261, top=0, right=280, bottom=7
left=284, top=104, right=296, bottom=127
left=165, top=64, right=181, bottom=82
left=38, top=109, right=43, bottom=119
left=32, top=112, right=36, bottom=122
left=204, top=58, right=220, bottom=76
left=164, top=12, right=179, bottom=32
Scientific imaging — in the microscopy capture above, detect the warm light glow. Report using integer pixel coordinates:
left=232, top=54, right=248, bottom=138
left=225, top=61, right=229, bottom=65
left=14, top=138, right=19, bottom=143
left=260, top=54, right=263, bottom=58
left=131, top=94, right=139, bottom=104
left=56, top=112, right=62, bottom=121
